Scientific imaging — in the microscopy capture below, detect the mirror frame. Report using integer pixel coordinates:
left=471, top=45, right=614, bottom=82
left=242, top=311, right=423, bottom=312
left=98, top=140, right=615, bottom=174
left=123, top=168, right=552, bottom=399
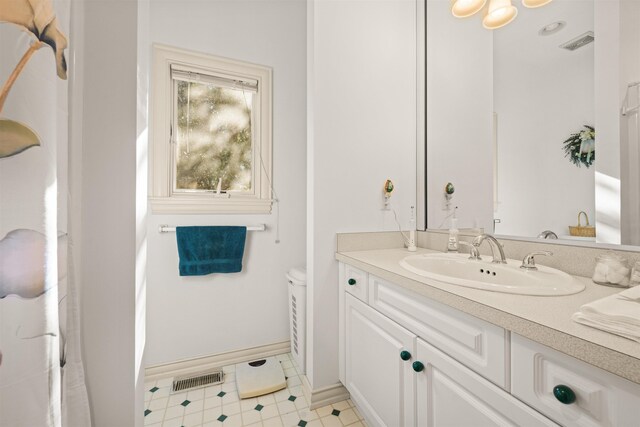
left=416, top=0, right=426, bottom=231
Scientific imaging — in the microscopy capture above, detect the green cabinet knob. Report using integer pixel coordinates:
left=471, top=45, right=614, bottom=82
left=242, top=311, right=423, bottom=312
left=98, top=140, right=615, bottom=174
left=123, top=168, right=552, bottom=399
left=553, top=385, right=576, bottom=405
left=347, top=278, right=356, bottom=286
left=412, top=361, right=424, bottom=372
left=400, top=350, right=411, bottom=361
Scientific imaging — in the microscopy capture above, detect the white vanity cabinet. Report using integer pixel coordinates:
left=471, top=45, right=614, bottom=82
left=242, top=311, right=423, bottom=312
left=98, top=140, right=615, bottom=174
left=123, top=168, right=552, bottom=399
left=343, top=293, right=554, bottom=427
left=415, top=338, right=556, bottom=426
left=338, top=260, right=640, bottom=427
left=368, top=275, right=508, bottom=388
left=339, top=262, right=556, bottom=427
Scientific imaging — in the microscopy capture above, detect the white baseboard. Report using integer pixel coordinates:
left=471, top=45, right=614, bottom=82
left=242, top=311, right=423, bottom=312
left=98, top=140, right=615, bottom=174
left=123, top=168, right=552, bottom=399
left=145, top=341, right=290, bottom=381
left=302, top=375, right=350, bottom=410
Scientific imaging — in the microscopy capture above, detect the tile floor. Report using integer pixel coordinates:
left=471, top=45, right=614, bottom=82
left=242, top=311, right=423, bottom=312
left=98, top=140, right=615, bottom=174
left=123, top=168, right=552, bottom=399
left=144, top=353, right=368, bottom=427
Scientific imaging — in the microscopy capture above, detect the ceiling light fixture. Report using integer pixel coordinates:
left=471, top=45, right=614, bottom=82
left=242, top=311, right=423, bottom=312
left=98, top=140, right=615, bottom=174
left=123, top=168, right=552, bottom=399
left=538, top=21, right=566, bottom=36
left=522, top=0, right=553, bottom=8
left=451, top=0, right=487, bottom=18
left=452, top=0, right=553, bottom=30
left=483, top=0, right=518, bottom=30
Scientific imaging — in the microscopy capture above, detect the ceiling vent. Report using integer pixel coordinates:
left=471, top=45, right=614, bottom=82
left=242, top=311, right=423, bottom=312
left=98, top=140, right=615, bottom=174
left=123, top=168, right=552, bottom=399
left=560, top=31, right=595, bottom=51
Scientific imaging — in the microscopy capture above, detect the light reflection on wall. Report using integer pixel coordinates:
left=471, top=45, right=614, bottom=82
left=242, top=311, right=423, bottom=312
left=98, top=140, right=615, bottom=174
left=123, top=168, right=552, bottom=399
left=595, top=171, right=621, bottom=245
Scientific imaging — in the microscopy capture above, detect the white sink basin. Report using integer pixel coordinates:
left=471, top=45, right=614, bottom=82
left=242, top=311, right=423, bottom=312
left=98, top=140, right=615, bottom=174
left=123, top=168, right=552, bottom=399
left=399, top=253, right=585, bottom=296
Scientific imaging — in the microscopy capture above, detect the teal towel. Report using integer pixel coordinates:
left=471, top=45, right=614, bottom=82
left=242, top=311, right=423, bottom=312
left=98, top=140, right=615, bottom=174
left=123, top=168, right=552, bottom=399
left=176, top=226, right=247, bottom=276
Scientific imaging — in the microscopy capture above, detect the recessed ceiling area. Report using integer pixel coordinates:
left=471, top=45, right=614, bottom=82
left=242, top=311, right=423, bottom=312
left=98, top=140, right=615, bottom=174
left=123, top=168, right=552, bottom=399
left=493, top=0, right=594, bottom=65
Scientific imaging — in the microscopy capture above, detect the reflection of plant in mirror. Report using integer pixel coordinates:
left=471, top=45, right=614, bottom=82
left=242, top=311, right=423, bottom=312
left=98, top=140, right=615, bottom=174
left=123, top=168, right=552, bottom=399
left=562, top=125, right=595, bottom=168
left=0, top=0, right=68, bottom=158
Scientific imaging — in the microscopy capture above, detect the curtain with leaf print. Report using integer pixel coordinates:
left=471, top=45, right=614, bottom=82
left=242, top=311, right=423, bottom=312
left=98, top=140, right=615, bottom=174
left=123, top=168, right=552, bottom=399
left=0, top=0, right=90, bottom=425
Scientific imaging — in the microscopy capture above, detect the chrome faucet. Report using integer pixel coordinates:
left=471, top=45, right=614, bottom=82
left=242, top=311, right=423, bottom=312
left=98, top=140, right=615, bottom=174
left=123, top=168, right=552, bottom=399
left=458, top=241, right=482, bottom=261
left=520, top=251, right=552, bottom=271
left=537, top=230, right=558, bottom=239
left=472, top=234, right=507, bottom=264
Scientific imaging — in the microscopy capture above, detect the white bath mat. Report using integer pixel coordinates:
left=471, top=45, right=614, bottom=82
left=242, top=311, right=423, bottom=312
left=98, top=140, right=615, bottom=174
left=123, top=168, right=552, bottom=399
left=235, top=357, right=287, bottom=399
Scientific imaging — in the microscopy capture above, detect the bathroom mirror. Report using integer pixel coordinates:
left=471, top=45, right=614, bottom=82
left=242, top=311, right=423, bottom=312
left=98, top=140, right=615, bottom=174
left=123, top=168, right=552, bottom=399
left=422, top=0, right=640, bottom=247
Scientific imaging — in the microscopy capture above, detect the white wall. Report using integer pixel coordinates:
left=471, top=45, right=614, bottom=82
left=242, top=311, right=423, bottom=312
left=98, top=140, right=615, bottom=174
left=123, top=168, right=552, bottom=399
left=76, top=0, right=142, bottom=425
left=145, top=0, right=307, bottom=366
left=136, top=0, right=150, bottom=422
left=494, top=3, right=595, bottom=238
left=425, top=1, right=494, bottom=231
left=307, top=0, right=418, bottom=389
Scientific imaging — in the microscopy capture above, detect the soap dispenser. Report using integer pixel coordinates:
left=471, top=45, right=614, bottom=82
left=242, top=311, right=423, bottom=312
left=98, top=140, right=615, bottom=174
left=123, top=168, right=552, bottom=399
left=408, top=206, right=417, bottom=252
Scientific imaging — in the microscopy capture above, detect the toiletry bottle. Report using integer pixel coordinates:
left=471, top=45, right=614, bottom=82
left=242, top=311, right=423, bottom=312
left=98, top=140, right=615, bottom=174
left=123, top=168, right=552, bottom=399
left=447, top=213, right=459, bottom=252
left=408, top=206, right=417, bottom=252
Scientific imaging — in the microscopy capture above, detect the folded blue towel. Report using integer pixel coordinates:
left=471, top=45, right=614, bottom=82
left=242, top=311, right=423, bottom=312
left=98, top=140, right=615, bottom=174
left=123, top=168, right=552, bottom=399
left=176, top=226, right=247, bottom=276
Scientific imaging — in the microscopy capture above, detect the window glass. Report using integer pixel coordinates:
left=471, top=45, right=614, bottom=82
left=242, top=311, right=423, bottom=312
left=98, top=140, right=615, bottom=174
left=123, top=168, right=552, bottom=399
left=174, top=80, right=253, bottom=192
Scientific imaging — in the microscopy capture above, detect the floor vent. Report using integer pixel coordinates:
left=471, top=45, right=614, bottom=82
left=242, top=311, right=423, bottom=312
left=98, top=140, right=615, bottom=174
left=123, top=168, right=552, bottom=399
left=560, top=31, right=594, bottom=51
left=172, top=369, right=224, bottom=393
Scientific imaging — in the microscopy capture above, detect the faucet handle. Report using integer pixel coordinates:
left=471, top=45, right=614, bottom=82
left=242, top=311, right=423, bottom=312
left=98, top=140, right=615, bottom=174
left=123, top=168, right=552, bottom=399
left=537, top=230, right=558, bottom=239
left=520, top=251, right=553, bottom=271
left=458, top=241, right=482, bottom=261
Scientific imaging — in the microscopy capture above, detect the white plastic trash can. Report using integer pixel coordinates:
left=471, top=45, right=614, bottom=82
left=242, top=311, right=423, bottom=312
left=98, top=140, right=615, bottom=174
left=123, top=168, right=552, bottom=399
left=286, top=267, right=306, bottom=374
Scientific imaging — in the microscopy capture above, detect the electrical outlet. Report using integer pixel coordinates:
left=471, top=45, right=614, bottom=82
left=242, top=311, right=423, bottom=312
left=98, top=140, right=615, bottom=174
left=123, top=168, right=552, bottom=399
left=383, top=195, right=391, bottom=210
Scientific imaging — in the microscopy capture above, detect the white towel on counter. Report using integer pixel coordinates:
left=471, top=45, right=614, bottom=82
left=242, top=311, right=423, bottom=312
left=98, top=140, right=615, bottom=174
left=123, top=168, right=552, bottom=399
left=572, top=286, right=640, bottom=343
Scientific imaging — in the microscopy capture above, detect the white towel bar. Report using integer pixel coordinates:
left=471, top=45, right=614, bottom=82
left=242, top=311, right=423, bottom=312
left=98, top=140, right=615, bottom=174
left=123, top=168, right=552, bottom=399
left=159, top=224, right=266, bottom=233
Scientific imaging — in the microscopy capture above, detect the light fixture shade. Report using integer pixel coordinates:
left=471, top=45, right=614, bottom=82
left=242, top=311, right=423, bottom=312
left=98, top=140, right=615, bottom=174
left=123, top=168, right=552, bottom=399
left=451, top=0, right=487, bottom=18
left=522, top=0, right=553, bottom=8
left=483, top=0, right=518, bottom=29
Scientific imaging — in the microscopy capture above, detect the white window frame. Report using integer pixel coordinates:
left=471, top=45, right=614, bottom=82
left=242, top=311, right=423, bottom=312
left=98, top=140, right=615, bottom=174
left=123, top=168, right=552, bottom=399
left=149, top=44, right=273, bottom=214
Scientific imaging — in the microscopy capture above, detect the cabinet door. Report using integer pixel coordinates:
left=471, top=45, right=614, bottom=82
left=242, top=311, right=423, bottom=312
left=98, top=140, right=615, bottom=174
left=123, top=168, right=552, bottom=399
left=416, top=338, right=557, bottom=427
left=345, top=294, right=416, bottom=427
left=339, top=262, right=370, bottom=384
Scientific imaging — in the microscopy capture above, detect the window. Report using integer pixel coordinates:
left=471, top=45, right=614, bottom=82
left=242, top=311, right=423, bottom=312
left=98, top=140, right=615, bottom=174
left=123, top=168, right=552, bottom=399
left=150, top=45, right=273, bottom=213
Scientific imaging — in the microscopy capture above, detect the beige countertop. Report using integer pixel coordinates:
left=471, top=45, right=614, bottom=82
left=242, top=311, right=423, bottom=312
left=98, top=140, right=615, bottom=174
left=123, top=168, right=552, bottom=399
left=336, top=247, right=640, bottom=385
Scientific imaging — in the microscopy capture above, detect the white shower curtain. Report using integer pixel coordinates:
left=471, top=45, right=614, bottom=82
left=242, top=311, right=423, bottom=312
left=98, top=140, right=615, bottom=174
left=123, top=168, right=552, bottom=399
left=0, top=0, right=91, bottom=425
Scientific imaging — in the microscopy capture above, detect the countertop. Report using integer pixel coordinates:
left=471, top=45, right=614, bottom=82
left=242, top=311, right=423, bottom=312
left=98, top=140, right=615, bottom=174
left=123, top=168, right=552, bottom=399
left=336, top=247, right=640, bottom=385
